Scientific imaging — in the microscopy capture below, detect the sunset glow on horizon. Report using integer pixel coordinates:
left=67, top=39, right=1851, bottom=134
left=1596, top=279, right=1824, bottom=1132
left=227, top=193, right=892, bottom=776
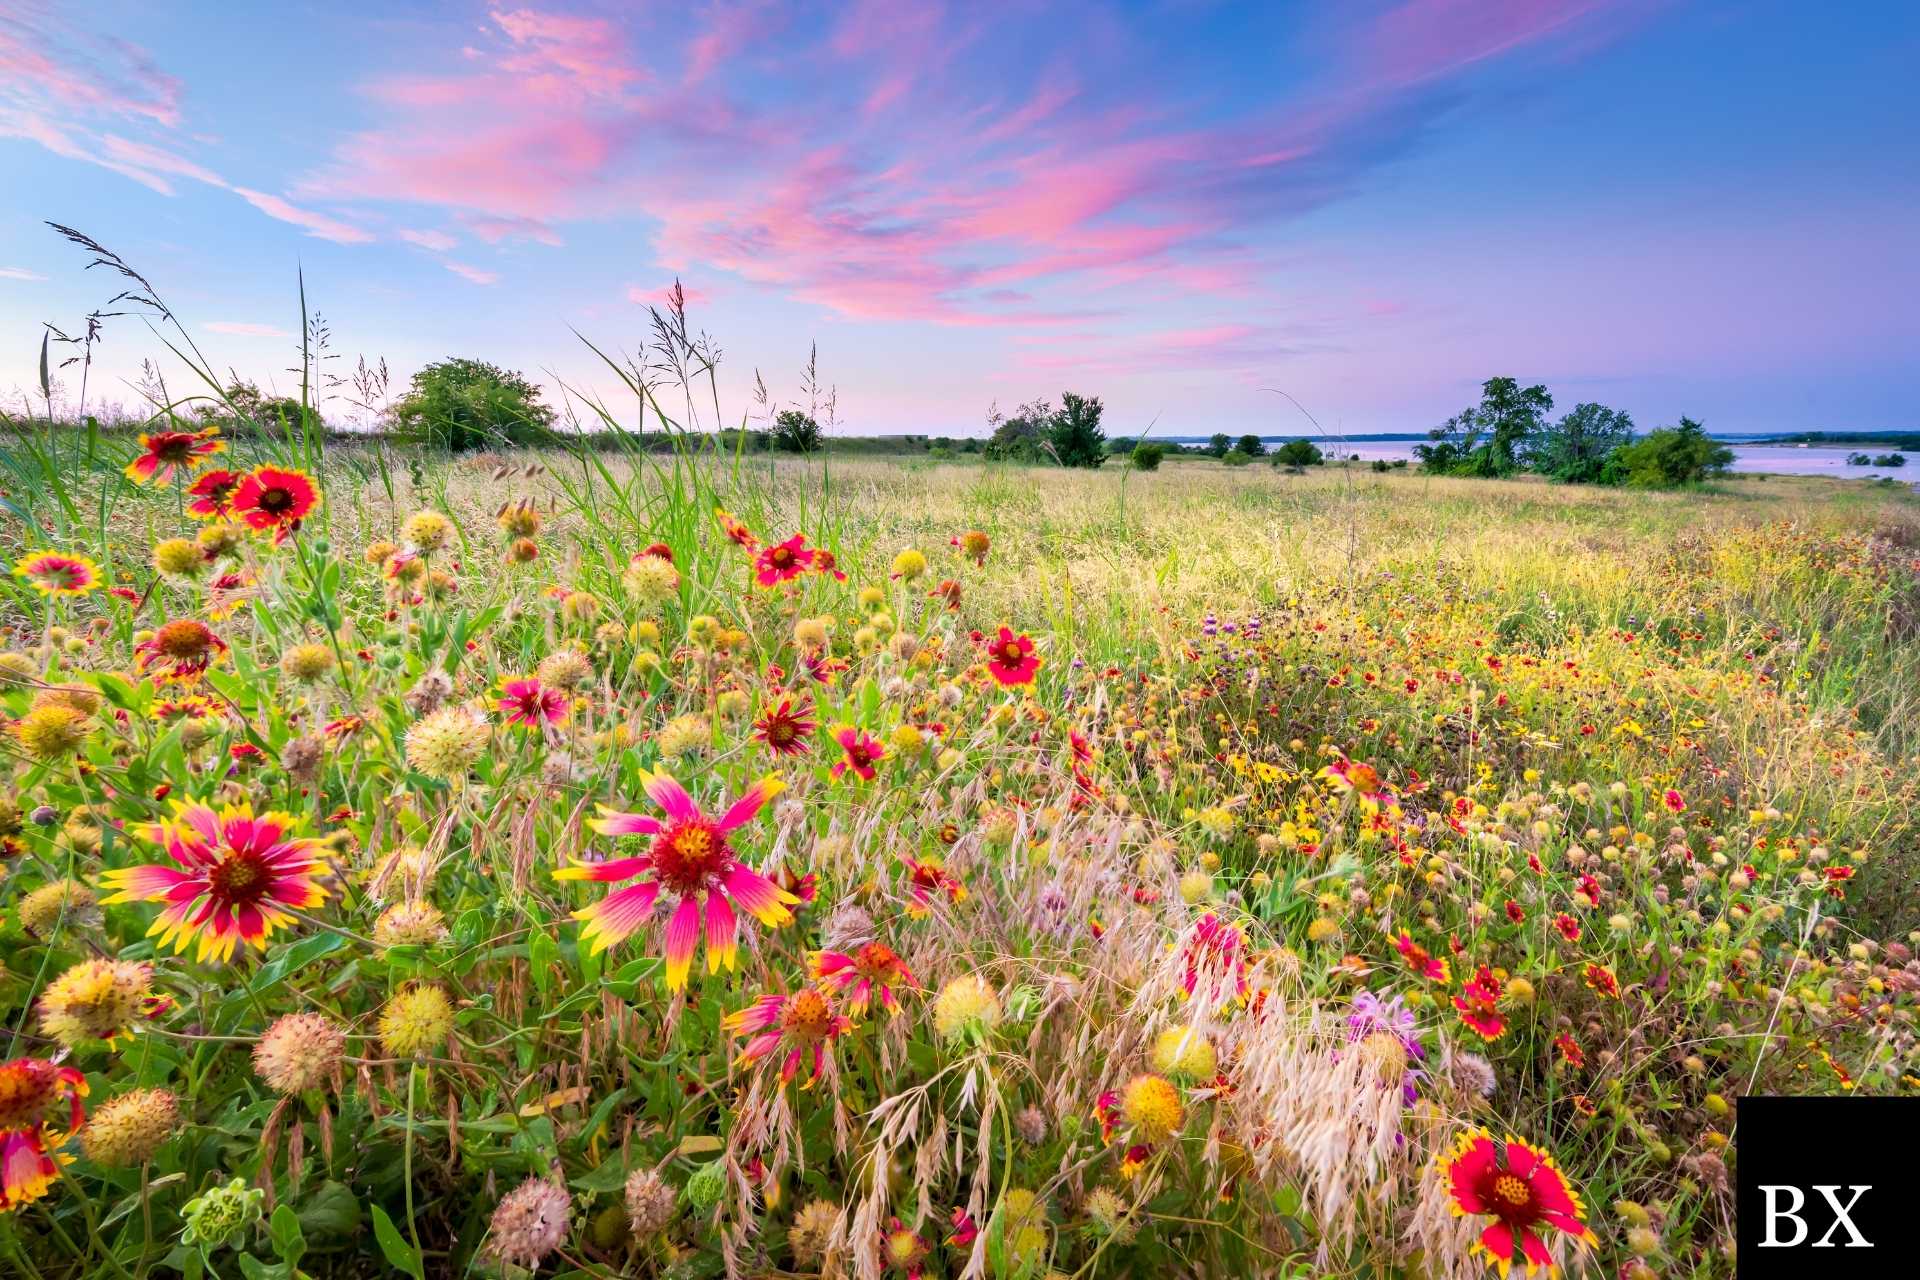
left=2, top=0, right=1915, bottom=436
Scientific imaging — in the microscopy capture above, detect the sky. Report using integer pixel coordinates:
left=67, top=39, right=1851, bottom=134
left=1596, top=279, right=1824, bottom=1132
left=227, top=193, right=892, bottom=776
left=1, top=0, right=1916, bottom=438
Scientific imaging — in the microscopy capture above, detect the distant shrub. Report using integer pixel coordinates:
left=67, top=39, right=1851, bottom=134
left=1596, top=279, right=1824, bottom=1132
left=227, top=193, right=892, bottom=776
left=774, top=409, right=823, bottom=454
left=1236, top=433, right=1266, bottom=457
left=1273, top=439, right=1324, bottom=467
left=928, top=446, right=953, bottom=460
left=1849, top=452, right=1873, bottom=465
left=1875, top=452, right=1906, bottom=467
left=1222, top=450, right=1252, bottom=467
left=1607, top=417, right=1733, bottom=488
left=1130, top=443, right=1165, bottom=471
left=1371, top=459, right=1390, bottom=472
left=391, top=358, right=554, bottom=452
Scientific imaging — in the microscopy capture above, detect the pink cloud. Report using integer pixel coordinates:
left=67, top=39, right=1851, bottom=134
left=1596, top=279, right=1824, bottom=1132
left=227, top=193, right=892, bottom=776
left=400, top=228, right=458, bottom=251
left=444, top=261, right=502, bottom=285
left=628, top=281, right=713, bottom=306
left=461, top=213, right=564, bottom=245
left=0, top=5, right=182, bottom=128
left=1, top=266, right=47, bottom=281
left=232, top=188, right=375, bottom=244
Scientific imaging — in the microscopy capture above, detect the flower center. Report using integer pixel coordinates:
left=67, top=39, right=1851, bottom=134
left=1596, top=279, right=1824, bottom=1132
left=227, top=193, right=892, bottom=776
left=781, top=989, right=831, bottom=1038
left=258, top=487, right=295, bottom=514
left=997, top=641, right=1022, bottom=664
left=209, top=853, right=267, bottom=902
left=1493, top=1173, right=1532, bottom=1210
left=651, top=820, right=727, bottom=893
left=856, top=942, right=896, bottom=977
left=156, top=621, right=213, bottom=659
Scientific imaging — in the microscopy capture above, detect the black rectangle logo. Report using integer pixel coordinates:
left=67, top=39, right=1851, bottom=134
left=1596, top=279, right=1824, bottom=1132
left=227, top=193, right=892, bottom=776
left=1737, top=1096, right=1920, bottom=1277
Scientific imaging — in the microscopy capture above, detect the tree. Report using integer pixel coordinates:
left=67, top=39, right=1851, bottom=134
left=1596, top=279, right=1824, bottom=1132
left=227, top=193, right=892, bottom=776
left=773, top=409, right=823, bottom=454
left=986, top=397, right=1052, bottom=461
left=1206, top=432, right=1232, bottom=458
left=1274, top=439, right=1324, bottom=467
left=1236, top=433, right=1267, bottom=457
left=1607, top=417, right=1732, bottom=488
left=1130, top=442, right=1165, bottom=471
left=1535, top=402, right=1635, bottom=484
left=1414, top=377, right=1553, bottom=477
left=201, top=381, right=324, bottom=438
left=391, top=358, right=554, bottom=451
left=1047, top=391, right=1106, bottom=468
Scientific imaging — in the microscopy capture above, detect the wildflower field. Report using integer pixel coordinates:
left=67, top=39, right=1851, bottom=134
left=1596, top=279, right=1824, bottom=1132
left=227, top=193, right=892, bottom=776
left=2, top=418, right=1918, bottom=1280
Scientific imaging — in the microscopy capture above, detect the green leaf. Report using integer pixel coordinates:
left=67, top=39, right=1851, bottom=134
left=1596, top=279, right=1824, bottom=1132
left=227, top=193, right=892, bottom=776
left=269, top=1203, right=306, bottom=1266
left=297, top=1181, right=362, bottom=1241
left=370, top=1203, right=423, bottom=1280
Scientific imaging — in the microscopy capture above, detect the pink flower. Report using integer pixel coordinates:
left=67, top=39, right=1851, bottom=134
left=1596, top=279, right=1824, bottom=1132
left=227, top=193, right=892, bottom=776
left=556, top=771, right=796, bottom=989
left=498, top=677, right=570, bottom=727
left=831, top=726, right=885, bottom=782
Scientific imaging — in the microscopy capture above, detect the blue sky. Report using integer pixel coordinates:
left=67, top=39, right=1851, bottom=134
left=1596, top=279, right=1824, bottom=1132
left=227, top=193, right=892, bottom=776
left=2, top=0, right=1916, bottom=436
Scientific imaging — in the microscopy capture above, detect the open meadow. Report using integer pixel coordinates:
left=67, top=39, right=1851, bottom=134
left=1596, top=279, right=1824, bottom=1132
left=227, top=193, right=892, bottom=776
left=1, top=421, right=1917, bottom=1279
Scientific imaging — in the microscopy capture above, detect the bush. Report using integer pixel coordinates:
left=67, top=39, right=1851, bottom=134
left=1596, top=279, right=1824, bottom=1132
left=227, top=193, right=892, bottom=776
left=1607, top=417, right=1733, bottom=488
left=773, top=409, right=823, bottom=454
left=1236, top=433, right=1266, bottom=457
left=1273, top=439, right=1324, bottom=467
left=1875, top=453, right=1906, bottom=468
left=1222, top=450, right=1252, bottom=467
left=390, top=358, right=555, bottom=451
left=1130, top=443, right=1165, bottom=471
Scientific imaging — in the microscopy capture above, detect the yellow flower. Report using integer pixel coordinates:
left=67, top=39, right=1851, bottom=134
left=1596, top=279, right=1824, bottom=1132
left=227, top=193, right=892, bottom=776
left=379, top=984, right=454, bottom=1058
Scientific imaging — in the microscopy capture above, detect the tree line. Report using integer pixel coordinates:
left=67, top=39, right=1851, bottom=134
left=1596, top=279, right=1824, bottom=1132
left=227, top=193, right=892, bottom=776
left=1415, top=376, right=1734, bottom=488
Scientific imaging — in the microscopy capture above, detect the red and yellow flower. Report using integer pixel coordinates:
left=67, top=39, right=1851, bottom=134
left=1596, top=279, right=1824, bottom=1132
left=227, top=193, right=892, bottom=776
left=724, top=986, right=852, bottom=1087
left=186, top=468, right=242, bottom=518
left=901, top=853, right=966, bottom=917
left=100, top=801, right=329, bottom=963
left=1454, top=966, right=1507, bottom=1041
left=754, top=534, right=815, bottom=586
left=230, top=466, right=320, bottom=543
left=812, top=941, right=917, bottom=1016
left=559, top=771, right=797, bottom=989
left=753, top=695, right=816, bottom=756
left=831, top=726, right=886, bottom=782
left=1437, top=1129, right=1595, bottom=1276
left=0, top=1057, right=87, bottom=1212
left=124, top=426, right=224, bottom=485
left=984, top=626, right=1039, bottom=687
left=11, top=551, right=100, bottom=597
left=133, top=619, right=228, bottom=684
left=1395, top=931, right=1451, bottom=983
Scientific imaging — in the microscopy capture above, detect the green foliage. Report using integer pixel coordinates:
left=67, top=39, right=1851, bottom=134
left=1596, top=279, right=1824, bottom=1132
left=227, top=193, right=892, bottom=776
left=984, top=397, right=1052, bottom=461
left=1236, top=433, right=1266, bottom=457
left=1047, top=391, right=1106, bottom=468
left=1535, top=402, right=1635, bottom=484
left=390, top=357, right=556, bottom=452
left=1415, top=376, right=1553, bottom=477
left=773, top=408, right=823, bottom=454
left=1609, top=416, right=1734, bottom=488
left=1130, top=442, right=1165, bottom=471
left=1206, top=432, right=1232, bottom=458
left=1273, top=439, right=1324, bottom=467
left=1222, top=449, right=1252, bottom=467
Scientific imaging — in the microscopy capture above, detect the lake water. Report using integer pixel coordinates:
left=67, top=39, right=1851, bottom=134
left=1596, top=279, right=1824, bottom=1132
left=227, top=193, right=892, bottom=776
left=1176, top=438, right=1914, bottom=480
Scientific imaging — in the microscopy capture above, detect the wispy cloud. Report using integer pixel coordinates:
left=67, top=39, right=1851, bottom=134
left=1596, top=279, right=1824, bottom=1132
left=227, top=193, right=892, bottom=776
left=1, top=1, right=375, bottom=244
left=399, top=228, right=458, bottom=251
left=0, top=266, right=47, bottom=281
left=444, top=260, right=501, bottom=285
